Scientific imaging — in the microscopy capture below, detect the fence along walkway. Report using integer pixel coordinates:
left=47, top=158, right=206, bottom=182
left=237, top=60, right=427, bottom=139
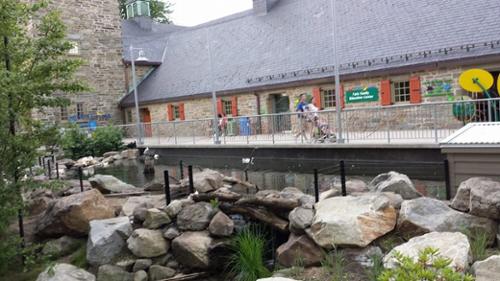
left=115, top=98, right=500, bottom=146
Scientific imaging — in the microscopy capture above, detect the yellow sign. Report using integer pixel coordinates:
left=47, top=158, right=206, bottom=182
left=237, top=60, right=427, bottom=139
left=498, top=74, right=500, bottom=95
left=459, top=69, right=494, bottom=93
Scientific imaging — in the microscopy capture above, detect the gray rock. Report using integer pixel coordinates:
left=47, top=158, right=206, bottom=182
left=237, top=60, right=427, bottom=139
left=103, top=151, right=119, bottom=158
left=165, top=200, right=183, bottom=218
left=166, top=260, right=179, bottom=269
left=472, top=255, right=500, bottom=281
left=133, top=259, right=152, bottom=272
left=143, top=208, right=171, bottom=229
left=143, top=182, right=164, bottom=192
left=398, top=197, right=497, bottom=244
left=127, top=229, right=169, bottom=258
left=309, top=193, right=397, bottom=248
left=97, top=265, right=133, bottom=281
left=276, top=234, right=323, bottom=267
left=257, top=278, right=301, bottom=281
left=183, top=169, right=224, bottom=193
left=89, top=174, right=137, bottom=194
left=87, top=217, right=133, bottom=266
left=163, top=226, right=180, bottom=240
left=121, top=195, right=166, bottom=217
left=115, top=257, right=136, bottom=271
left=451, top=177, right=500, bottom=220
left=133, top=270, right=148, bottom=281
left=288, top=207, right=314, bottom=234
left=172, top=231, right=214, bottom=269
left=208, top=211, right=234, bottom=237
left=121, top=149, right=140, bottom=159
left=320, top=179, right=369, bottom=200
left=369, top=171, right=422, bottom=199
left=132, top=202, right=154, bottom=223
left=384, top=232, right=471, bottom=272
left=42, top=236, right=83, bottom=258
left=35, top=189, right=115, bottom=238
left=177, top=202, right=215, bottom=231
left=149, top=265, right=176, bottom=280
left=344, top=246, right=384, bottom=268
left=36, top=263, right=95, bottom=281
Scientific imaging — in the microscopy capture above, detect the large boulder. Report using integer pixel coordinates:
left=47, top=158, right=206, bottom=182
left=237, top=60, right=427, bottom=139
left=127, top=229, right=169, bottom=258
left=208, top=211, right=234, bottom=237
left=143, top=208, right=171, bottom=229
left=472, top=255, right=500, bottom=281
left=36, top=263, right=95, bottom=281
left=172, top=231, right=214, bottom=269
left=309, top=193, right=397, bottom=248
left=320, top=179, right=369, bottom=200
left=97, top=265, right=133, bottom=281
left=36, top=189, right=115, bottom=237
left=369, top=171, right=422, bottom=199
left=177, top=202, right=215, bottom=231
left=384, top=232, right=471, bottom=272
left=87, top=217, right=133, bottom=266
left=276, top=234, right=323, bottom=267
left=89, top=174, right=137, bottom=194
left=451, top=177, right=500, bottom=220
left=186, top=169, right=224, bottom=193
left=288, top=207, right=314, bottom=234
left=42, top=236, right=84, bottom=258
left=398, top=197, right=497, bottom=244
left=165, top=200, right=183, bottom=218
left=121, top=195, right=166, bottom=217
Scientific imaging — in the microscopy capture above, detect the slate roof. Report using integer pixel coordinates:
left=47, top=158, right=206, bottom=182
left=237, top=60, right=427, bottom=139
left=120, top=0, right=500, bottom=107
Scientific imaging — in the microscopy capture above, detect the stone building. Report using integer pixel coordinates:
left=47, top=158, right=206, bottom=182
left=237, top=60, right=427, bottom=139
left=120, top=0, right=500, bottom=139
left=34, top=0, right=125, bottom=126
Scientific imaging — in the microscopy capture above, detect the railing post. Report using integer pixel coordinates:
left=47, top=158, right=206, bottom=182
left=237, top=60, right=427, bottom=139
left=56, top=163, right=60, bottom=179
left=299, top=117, right=304, bottom=144
left=488, top=99, right=492, bottom=122
left=42, top=157, right=46, bottom=175
left=314, top=169, right=319, bottom=202
left=47, top=159, right=52, bottom=180
left=433, top=105, right=438, bottom=143
left=192, top=122, right=196, bottom=144
left=188, top=165, right=194, bottom=194
left=38, top=156, right=42, bottom=167
left=78, top=167, right=84, bottom=192
left=340, top=160, right=347, bottom=196
left=271, top=116, right=275, bottom=144
left=179, top=160, right=184, bottom=180
left=444, top=159, right=451, bottom=200
left=386, top=124, right=391, bottom=144
left=173, top=122, right=178, bottom=145
left=164, top=170, right=171, bottom=206
left=245, top=169, right=249, bottom=182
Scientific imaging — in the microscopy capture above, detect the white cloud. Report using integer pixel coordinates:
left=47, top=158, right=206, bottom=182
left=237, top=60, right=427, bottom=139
left=169, top=0, right=253, bottom=26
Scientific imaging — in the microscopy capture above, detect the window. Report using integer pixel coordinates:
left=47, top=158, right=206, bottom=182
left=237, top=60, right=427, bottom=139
left=222, top=99, right=232, bottom=116
left=76, top=103, right=85, bottom=119
left=321, top=88, right=336, bottom=108
left=126, top=110, right=133, bottom=123
left=393, top=80, right=411, bottom=103
left=68, top=41, right=79, bottom=55
left=60, top=106, right=68, bottom=121
left=172, top=105, right=180, bottom=120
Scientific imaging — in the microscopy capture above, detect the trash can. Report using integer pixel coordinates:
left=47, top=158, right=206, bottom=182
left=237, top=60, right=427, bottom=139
left=239, top=117, right=251, bottom=136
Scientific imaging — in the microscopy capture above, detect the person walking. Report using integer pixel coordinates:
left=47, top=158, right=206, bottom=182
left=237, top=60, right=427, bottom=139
left=294, top=93, right=310, bottom=141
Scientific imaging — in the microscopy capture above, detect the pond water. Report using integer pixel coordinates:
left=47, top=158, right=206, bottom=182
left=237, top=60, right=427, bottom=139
left=79, top=159, right=447, bottom=199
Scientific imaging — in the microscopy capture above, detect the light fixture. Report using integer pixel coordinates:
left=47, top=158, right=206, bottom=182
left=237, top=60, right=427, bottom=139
left=136, top=49, right=149, bottom=62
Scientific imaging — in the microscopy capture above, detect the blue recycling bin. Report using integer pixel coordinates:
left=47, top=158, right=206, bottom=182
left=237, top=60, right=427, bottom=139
left=239, top=117, right=251, bottom=136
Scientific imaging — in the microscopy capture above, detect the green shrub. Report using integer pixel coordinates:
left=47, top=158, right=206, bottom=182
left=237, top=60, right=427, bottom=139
left=61, top=125, right=93, bottom=159
left=462, top=229, right=489, bottom=262
left=321, top=249, right=349, bottom=281
left=365, top=253, right=384, bottom=281
left=228, top=226, right=271, bottom=281
left=377, top=247, right=474, bottom=281
left=91, top=126, right=124, bottom=157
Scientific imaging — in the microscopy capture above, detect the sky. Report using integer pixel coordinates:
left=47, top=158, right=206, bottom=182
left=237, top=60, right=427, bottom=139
left=169, top=0, right=253, bottom=26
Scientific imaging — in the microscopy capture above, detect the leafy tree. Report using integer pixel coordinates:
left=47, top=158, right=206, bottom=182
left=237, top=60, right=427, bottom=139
left=0, top=0, right=86, bottom=270
left=118, top=0, right=174, bottom=23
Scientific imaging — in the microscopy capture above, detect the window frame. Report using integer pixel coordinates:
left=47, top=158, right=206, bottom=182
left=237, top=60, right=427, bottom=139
left=222, top=99, right=233, bottom=116
left=76, top=103, right=85, bottom=119
left=392, top=79, right=411, bottom=103
left=321, top=88, right=336, bottom=108
left=172, top=104, right=181, bottom=120
left=60, top=106, right=68, bottom=121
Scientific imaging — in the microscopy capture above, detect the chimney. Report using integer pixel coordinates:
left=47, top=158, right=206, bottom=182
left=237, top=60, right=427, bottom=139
left=253, top=0, right=279, bottom=16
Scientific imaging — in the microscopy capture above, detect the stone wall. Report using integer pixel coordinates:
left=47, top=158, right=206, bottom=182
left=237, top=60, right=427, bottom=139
left=33, top=0, right=125, bottom=125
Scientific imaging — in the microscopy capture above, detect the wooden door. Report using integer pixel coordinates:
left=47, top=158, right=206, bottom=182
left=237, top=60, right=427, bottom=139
left=140, top=108, right=152, bottom=137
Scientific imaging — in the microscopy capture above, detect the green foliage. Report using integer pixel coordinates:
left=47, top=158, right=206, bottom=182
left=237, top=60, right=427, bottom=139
left=228, top=226, right=271, bottom=281
left=462, top=229, right=489, bottom=262
left=61, top=125, right=123, bottom=159
left=118, top=0, right=173, bottom=23
left=69, top=243, right=88, bottom=269
left=378, top=247, right=474, bottom=281
left=210, top=198, right=221, bottom=209
left=365, top=253, right=385, bottom=281
left=91, top=126, right=124, bottom=157
left=321, top=249, right=349, bottom=281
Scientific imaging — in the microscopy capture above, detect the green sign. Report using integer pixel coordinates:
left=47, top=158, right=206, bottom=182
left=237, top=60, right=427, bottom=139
left=345, top=87, right=379, bottom=103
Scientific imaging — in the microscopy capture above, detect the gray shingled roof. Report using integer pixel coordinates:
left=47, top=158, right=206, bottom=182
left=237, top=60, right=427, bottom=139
left=120, top=0, right=500, bottom=107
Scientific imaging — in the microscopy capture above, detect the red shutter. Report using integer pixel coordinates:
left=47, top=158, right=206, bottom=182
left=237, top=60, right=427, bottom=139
left=339, top=84, right=345, bottom=109
left=409, top=76, right=422, bottom=104
left=380, top=80, right=392, bottom=106
left=231, top=96, right=238, bottom=117
left=179, top=103, right=185, bottom=120
left=312, top=87, right=322, bottom=109
left=167, top=104, right=174, bottom=121
left=217, top=98, right=223, bottom=115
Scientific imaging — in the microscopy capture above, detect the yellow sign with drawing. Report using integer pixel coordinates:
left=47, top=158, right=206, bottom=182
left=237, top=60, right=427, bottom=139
left=459, top=68, right=494, bottom=94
